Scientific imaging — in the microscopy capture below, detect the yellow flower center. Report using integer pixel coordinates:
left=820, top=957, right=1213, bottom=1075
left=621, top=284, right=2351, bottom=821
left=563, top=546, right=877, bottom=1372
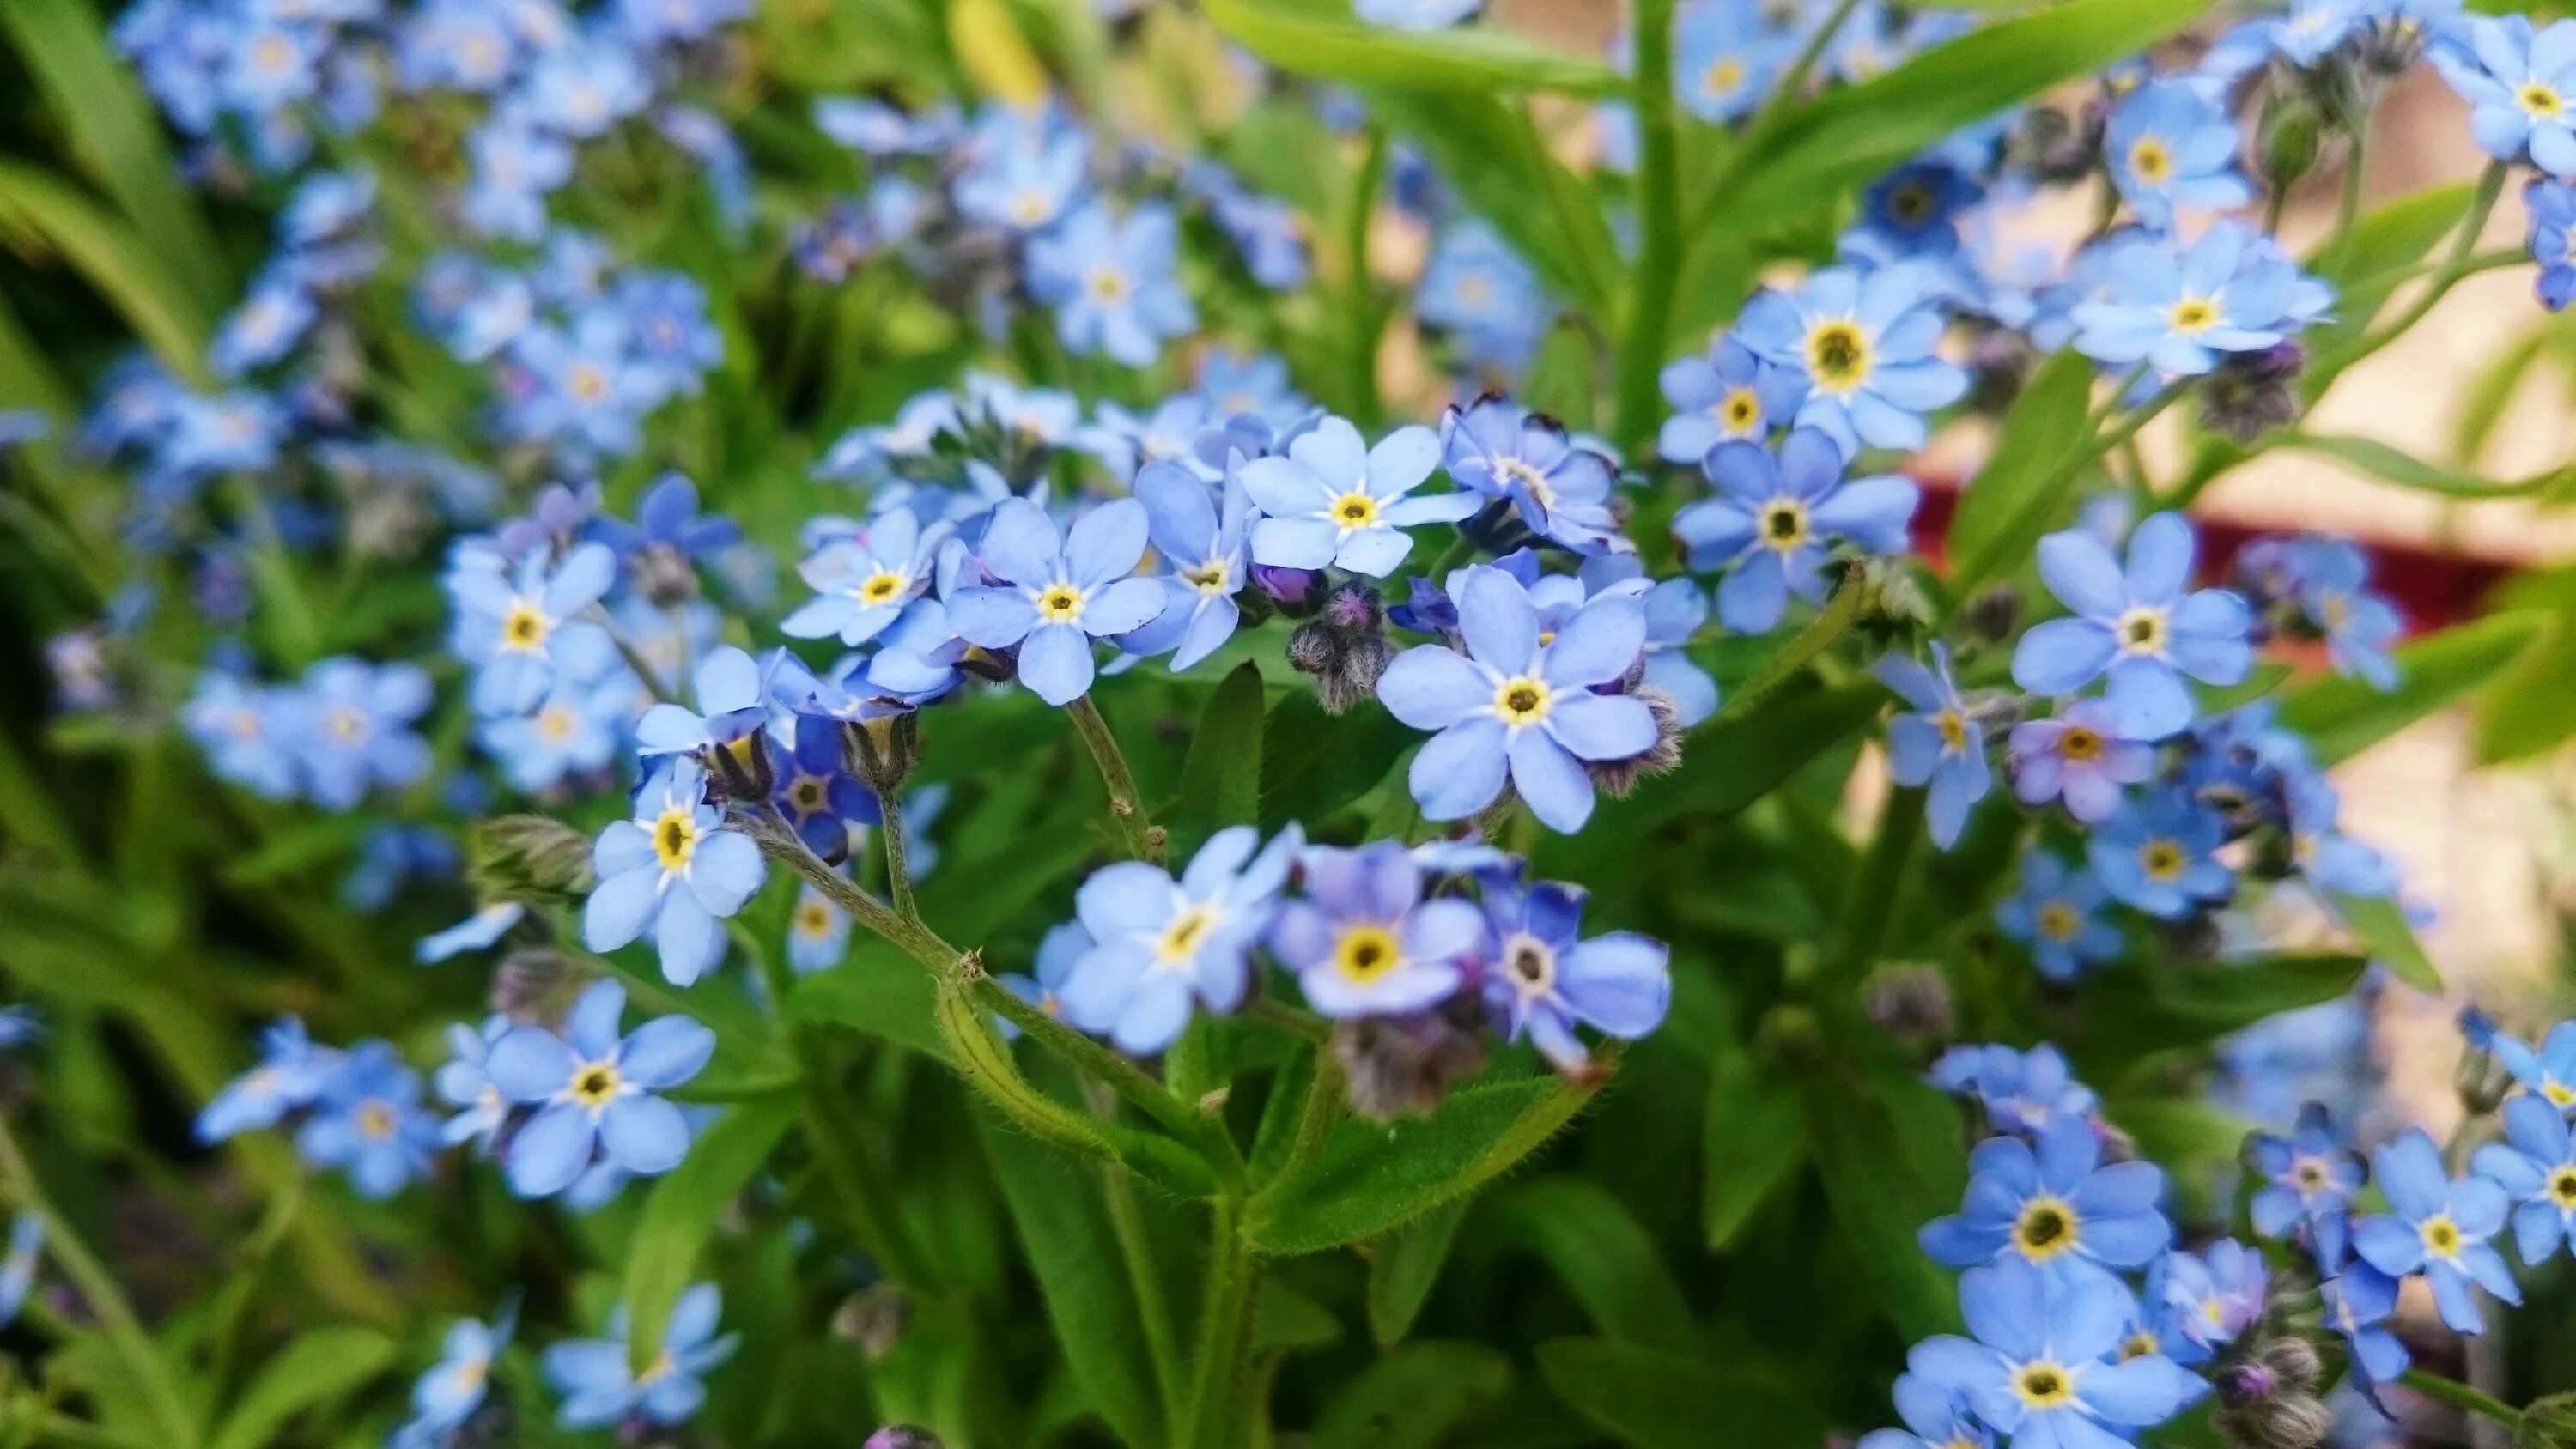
left=1036, top=584, right=1085, bottom=622
left=1935, top=709, right=1968, bottom=753
left=1183, top=560, right=1232, bottom=597
left=2139, top=840, right=2186, bottom=882
left=2293, top=1156, right=2330, bottom=1194
left=2420, top=1212, right=2462, bottom=1257
left=1703, top=55, right=1747, bottom=97
left=2037, top=901, right=2080, bottom=942
left=1492, top=675, right=1553, bottom=727
left=1716, top=387, right=1762, bottom=430
left=1492, top=457, right=1557, bottom=509
left=2168, top=297, right=2219, bottom=334
left=356, top=1100, right=397, bottom=1139
left=1805, top=321, right=1871, bottom=391
left=537, top=706, right=577, bottom=743
left=2520, top=82, right=2565, bottom=118
left=2014, top=1361, right=2075, bottom=1408
left=794, top=900, right=835, bottom=937
left=1157, top=905, right=1218, bottom=965
left=2129, top=135, right=2174, bottom=184
left=253, top=33, right=295, bottom=70
left=1085, top=267, right=1130, bottom=304
left=570, top=1062, right=622, bottom=1107
left=653, top=806, right=698, bottom=870
left=2120, top=1330, right=2159, bottom=1361
left=2543, top=1082, right=2575, bottom=1108
left=2058, top=724, right=2104, bottom=762
left=859, top=570, right=908, bottom=605
left=1332, top=925, right=1401, bottom=984
left=2116, top=605, right=2168, bottom=655
left=1759, top=499, right=1811, bottom=553
left=324, top=707, right=368, bottom=743
left=2013, top=1196, right=2081, bottom=1260
left=2549, top=1168, right=2576, bottom=1209
left=1011, top=190, right=1053, bottom=227
left=1330, top=492, right=1380, bottom=528
left=566, top=362, right=610, bottom=403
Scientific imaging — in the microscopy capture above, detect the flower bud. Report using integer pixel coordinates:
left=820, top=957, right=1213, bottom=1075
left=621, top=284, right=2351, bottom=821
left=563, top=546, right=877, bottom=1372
left=841, top=711, right=920, bottom=794
left=2256, top=88, right=2324, bottom=193
left=1959, top=584, right=2022, bottom=646
left=1334, top=999, right=1490, bottom=1121
left=833, top=1285, right=914, bottom=1360
left=1254, top=563, right=1323, bottom=615
left=469, top=815, right=598, bottom=906
left=490, top=949, right=580, bottom=1023
left=1286, top=585, right=1393, bottom=714
left=1862, top=961, right=1955, bottom=1047
left=863, top=1428, right=945, bottom=1449
left=704, top=732, right=777, bottom=805
left=632, top=543, right=700, bottom=607
left=1585, top=686, right=1683, bottom=798
left=2218, top=1391, right=2333, bottom=1449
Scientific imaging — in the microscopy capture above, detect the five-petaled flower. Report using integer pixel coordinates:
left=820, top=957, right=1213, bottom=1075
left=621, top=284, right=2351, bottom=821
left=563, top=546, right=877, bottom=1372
left=1267, top=842, right=1487, bottom=1018
left=2353, top=1127, right=2521, bottom=1333
left=1056, top=824, right=1302, bottom=1053
left=2013, top=512, right=2253, bottom=742
left=948, top=496, right=1169, bottom=706
left=583, top=758, right=767, bottom=983
left=487, top=979, right=715, bottom=1198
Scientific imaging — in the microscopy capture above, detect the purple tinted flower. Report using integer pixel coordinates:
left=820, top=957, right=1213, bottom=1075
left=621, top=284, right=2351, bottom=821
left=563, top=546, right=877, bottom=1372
left=1476, top=879, right=1670, bottom=1070
left=2008, top=699, right=2154, bottom=823
left=1268, top=842, right=1485, bottom=1017
left=1439, top=395, right=1625, bottom=555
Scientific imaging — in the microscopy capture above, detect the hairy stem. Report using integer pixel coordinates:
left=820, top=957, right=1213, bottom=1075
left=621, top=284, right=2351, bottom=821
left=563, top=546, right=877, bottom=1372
left=1611, top=0, right=1683, bottom=453
left=2400, top=1368, right=2524, bottom=1429
left=1066, top=694, right=1163, bottom=864
left=1181, top=1193, right=1262, bottom=1449
left=1091, top=1080, right=1186, bottom=1434
left=1822, top=785, right=1923, bottom=985
left=872, top=784, right=920, bottom=923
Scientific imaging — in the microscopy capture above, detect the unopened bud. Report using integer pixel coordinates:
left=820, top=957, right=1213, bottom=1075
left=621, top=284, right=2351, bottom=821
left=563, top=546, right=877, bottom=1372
left=2257, top=89, right=2324, bottom=192
left=841, top=712, right=920, bottom=793
left=1862, top=961, right=1955, bottom=1046
left=833, top=1285, right=914, bottom=1360
left=632, top=543, right=700, bottom=607
left=1254, top=563, right=1322, bottom=615
left=703, top=732, right=776, bottom=804
left=470, top=815, right=597, bottom=906
left=1960, top=585, right=2021, bottom=646
left=1286, top=585, right=1393, bottom=714
left=2219, top=1391, right=2333, bottom=1449
left=490, top=949, right=580, bottom=1023
left=1334, top=999, right=1489, bottom=1120
left=1585, top=686, right=1683, bottom=798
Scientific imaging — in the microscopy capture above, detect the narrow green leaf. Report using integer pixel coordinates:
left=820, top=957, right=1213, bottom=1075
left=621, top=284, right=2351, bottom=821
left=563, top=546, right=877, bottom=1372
left=1802, top=1064, right=1964, bottom=1340
left=1201, top=0, right=1624, bottom=96
left=1250, top=1282, right=1345, bottom=1352
left=1313, top=1341, right=1511, bottom=1449
left=2275, top=612, right=2548, bottom=765
left=1365, top=1195, right=1469, bottom=1346
left=976, top=1109, right=1168, bottom=1448
left=1259, top=689, right=1416, bottom=831
left=625, top=1097, right=796, bottom=1373
left=2300, top=182, right=2475, bottom=373
left=2476, top=578, right=2576, bottom=763
left=1370, top=89, right=1619, bottom=314
left=206, top=1326, right=396, bottom=1449
left=2271, top=433, right=2570, bottom=500
left=1173, top=659, right=1267, bottom=858
left=1535, top=1338, right=1826, bottom=1448
left=1489, top=1177, right=1694, bottom=1352
left=1249, top=1071, right=1600, bottom=1254
left=0, top=161, right=210, bottom=380
left=2148, top=954, right=2370, bottom=1027
left=789, top=944, right=949, bottom=1063
left=1553, top=682, right=1881, bottom=856
left=1700, top=1052, right=1805, bottom=1251
left=2335, top=890, right=2441, bottom=993
left=1944, top=348, right=2098, bottom=595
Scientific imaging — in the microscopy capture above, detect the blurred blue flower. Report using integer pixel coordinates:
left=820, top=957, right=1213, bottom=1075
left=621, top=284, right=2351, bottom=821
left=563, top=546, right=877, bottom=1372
left=200, top=1017, right=342, bottom=1142
left=2071, top=223, right=2327, bottom=376
left=787, top=881, right=854, bottom=973
left=1376, top=563, right=1656, bottom=832
left=2472, top=1094, right=2576, bottom=1264
left=2324, top=1265, right=2410, bottom=1388
left=295, top=1041, right=440, bottom=1199
left=1194, top=349, right=1309, bottom=430
left=391, top=1306, right=517, bottom=1449
left=211, top=270, right=317, bottom=378
left=478, top=672, right=631, bottom=793
left=543, top=1282, right=738, bottom=1429
left=1674, top=428, right=1918, bottom=633
left=0, top=1215, right=39, bottom=1331
left=509, top=312, right=656, bottom=457
left=1854, top=160, right=1984, bottom=259
left=462, top=120, right=574, bottom=240
left=2432, top=15, right=2576, bottom=173
left=2492, top=1019, right=2576, bottom=1109
left=285, top=657, right=434, bottom=809
left=453, top=540, right=618, bottom=715
left=523, top=39, right=648, bottom=137
left=1269, top=841, right=1486, bottom=1018
left=1921, top=1117, right=2172, bottom=1280
left=434, top=1015, right=513, bottom=1149
left=1475, top=879, right=1670, bottom=1070
left=185, top=671, right=300, bottom=798
left=948, top=497, right=1164, bottom=705
left=1875, top=643, right=1990, bottom=847
left=1675, top=2, right=1782, bottom=121
left=2284, top=769, right=2396, bottom=898
left=1996, top=852, right=2122, bottom=983
left=1417, top=221, right=1546, bottom=371
left=1734, top=264, right=1966, bottom=455
left=488, top=979, right=715, bottom=1198
left=1026, top=203, right=1196, bottom=367
left=1242, top=416, right=1473, bottom=578
left=2090, top=790, right=2232, bottom=919
left=2008, top=699, right=2154, bottom=824
left=2248, top=1101, right=2365, bottom=1261
left=2353, top=1127, right=2519, bottom=1332
left=1658, top=334, right=1807, bottom=466
left=2013, top=512, right=2253, bottom=741
left=2534, top=178, right=2575, bottom=310
left=584, top=758, right=767, bottom=983
left=2103, top=82, right=2251, bottom=229
left=2152, top=1240, right=2267, bottom=1356
left=1931, top=1043, right=2099, bottom=1136
left=999, top=920, right=1091, bottom=1036
left=1119, top=464, right=1255, bottom=671
left=954, top=118, right=1087, bottom=232
left=2289, top=536, right=2403, bottom=688
left=1056, top=824, right=1302, bottom=1052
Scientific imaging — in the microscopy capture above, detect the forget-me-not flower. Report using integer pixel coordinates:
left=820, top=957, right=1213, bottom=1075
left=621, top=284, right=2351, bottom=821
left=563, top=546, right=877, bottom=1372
left=1908, top=1258, right=2196, bottom=1446
left=1674, top=428, right=1919, bottom=634
left=2103, top=82, right=2251, bottom=230
left=2432, top=15, right=2576, bottom=174
left=543, top=1283, right=738, bottom=1429
left=1269, top=842, right=1487, bottom=1018
left=1242, top=416, right=1473, bottom=578
left=1439, top=395, right=1625, bottom=555
left=295, top=1041, right=441, bottom=1199
left=2008, top=699, right=2154, bottom=824
left=2013, top=512, right=2253, bottom=741
left=781, top=510, right=953, bottom=648
left=1675, top=1, right=1783, bottom=121
left=1117, top=463, right=1255, bottom=671
left=1734, top=264, right=1967, bottom=455
left=2324, top=1265, right=2410, bottom=1388
left=2471, top=1093, right=2576, bottom=1264
left=2533, top=178, right=2575, bottom=310
left=2492, top=1018, right=2576, bottom=1110
left=488, top=979, right=715, bottom=1198
left=287, top=657, right=434, bottom=809
left=199, top=1017, right=342, bottom=1141
left=2353, top=1126, right=2519, bottom=1332
left=1056, top=825, right=1302, bottom=1053
left=1026, top=203, right=1198, bottom=367
left=1659, top=333, right=1807, bottom=465
left=2071, top=223, right=2326, bottom=377
left=1376, top=564, right=1656, bottom=832
left=1921, top=1117, right=2172, bottom=1282
left=453, top=540, right=617, bottom=715
left=2089, top=790, right=2233, bottom=919
left=584, top=758, right=767, bottom=984
left=1856, top=1373, right=1992, bottom=1449
left=0, top=1215, right=39, bottom=1331
left=1475, top=879, right=1671, bottom=1071
left=2247, top=1101, right=2365, bottom=1264
left=391, top=1307, right=517, bottom=1449
left=1875, top=643, right=1991, bottom=848
left=948, top=497, right=1166, bottom=706
left=1996, top=852, right=2123, bottom=984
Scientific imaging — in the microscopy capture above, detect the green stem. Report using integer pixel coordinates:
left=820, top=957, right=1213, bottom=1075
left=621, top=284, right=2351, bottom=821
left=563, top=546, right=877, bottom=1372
left=1947, top=370, right=2184, bottom=604
left=1243, top=996, right=1329, bottom=1044
left=2400, top=1368, right=2524, bottom=1428
left=1424, top=529, right=1479, bottom=584
left=2324, top=111, right=2369, bottom=281
left=1685, top=0, right=1862, bottom=239
left=0, top=1120, right=200, bottom=1449
left=1344, top=127, right=1390, bottom=428
left=590, top=606, right=683, bottom=706
left=872, top=784, right=920, bottom=923
left=1091, top=1082, right=1186, bottom=1436
left=1253, top=1044, right=1346, bottom=1203
left=2314, top=160, right=2508, bottom=393
left=1821, top=786, right=1923, bottom=986
left=1611, top=0, right=1683, bottom=453
left=1710, top=579, right=1861, bottom=726
left=1181, top=1194, right=1262, bottom=1449
left=1066, top=695, right=1163, bottom=864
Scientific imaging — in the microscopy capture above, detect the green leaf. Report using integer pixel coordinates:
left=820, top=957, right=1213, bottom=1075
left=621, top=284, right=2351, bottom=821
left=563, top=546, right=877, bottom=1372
left=1716, top=0, right=2210, bottom=222
left=2275, top=612, right=2548, bottom=766
left=2335, top=890, right=2441, bottom=993
left=1535, top=1338, right=1826, bottom=1448
left=1172, top=659, right=1267, bottom=858
left=2300, top=182, right=2475, bottom=375
left=790, top=944, right=949, bottom=1063
left=1200, top=0, right=1625, bottom=96
left=1551, top=682, right=1881, bottom=858
left=0, top=160, right=210, bottom=381
left=1944, top=348, right=2099, bottom=596
left=206, top=1326, right=397, bottom=1449
left=1258, top=689, right=1417, bottom=832
left=624, top=1097, right=796, bottom=1373
left=2149, top=954, right=2370, bottom=1028
left=1250, top=1282, right=1346, bottom=1352
left=1700, top=1051, right=1805, bottom=1251
left=2270, top=433, right=2571, bottom=500
left=1313, top=1341, right=1512, bottom=1449
left=1365, top=1195, right=1469, bottom=1346
left=976, top=1110, right=1169, bottom=1448
left=936, top=985, right=1216, bottom=1197
left=1802, top=1064, right=1965, bottom=1340
left=1489, top=1177, right=1694, bottom=1352
left=1249, top=1072, right=1600, bottom=1254
left=1524, top=320, right=1600, bottom=433
left=2476, top=574, right=2576, bottom=763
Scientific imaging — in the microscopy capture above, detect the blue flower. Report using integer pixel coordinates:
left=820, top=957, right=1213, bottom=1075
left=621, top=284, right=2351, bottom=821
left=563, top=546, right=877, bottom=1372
left=2323, top=1265, right=2411, bottom=1387
left=1875, top=643, right=1990, bottom=847
left=2471, top=1094, right=2576, bottom=1264
left=635, top=644, right=776, bottom=771
left=1080, top=396, right=1216, bottom=482
left=1921, top=1117, right=2172, bottom=1281
left=1856, top=1372, right=1992, bottom=1449
left=2493, top=1019, right=2576, bottom=1109
left=2013, top=512, right=2253, bottom=741
left=787, top=882, right=854, bottom=973
left=1055, top=825, right=1301, bottom=1052
left=584, top=759, right=768, bottom=985
left=185, top=671, right=299, bottom=798
left=2088, top=790, right=2233, bottom=919
left=1674, top=2, right=1783, bottom=121
left=295, top=1041, right=440, bottom=1199
left=1356, top=0, right=1479, bottom=27
left=2534, top=178, right=2575, bottom=311
left=478, top=671, right=632, bottom=793
left=1439, top=395, right=1625, bottom=555
left=2284, top=769, right=2396, bottom=898
left=1417, top=221, right=1547, bottom=371
left=0, top=1005, right=39, bottom=1052
left=999, top=919, right=1091, bottom=1038
left=522, top=39, right=648, bottom=138
left=1734, top=264, right=1966, bottom=455
left=392, top=1306, right=517, bottom=1448
left=596, top=472, right=739, bottom=564
left=2247, top=1101, right=2365, bottom=1262
left=1674, top=428, right=1918, bottom=634
left=452, top=540, right=618, bottom=715
left=2432, top=15, right=2576, bottom=174
left=2203, top=0, right=2367, bottom=76
left=1242, top=416, right=1473, bottom=578
left=1026, top=203, right=1197, bottom=367
left=1996, top=852, right=2123, bottom=984
left=1658, top=334, right=1807, bottom=466
left=1376, top=563, right=1656, bottom=832
left=211, top=270, right=317, bottom=378
left=282, top=658, right=434, bottom=809
left=1930, top=1043, right=2099, bottom=1135
left=199, top=1017, right=342, bottom=1142
left=434, top=1015, right=513, bottom=1150
left=782, top=509, right=953, bottom=648
left=1579, top=555, right=1718, bottom=725
left=2149, top=1240, right=2267, bottom=1355
left=543, top=1282, right=738, bottom=1429
left=2287, top=536, right=2403, bottom=688
left=1908, top=1258, right=2196, bottom=1445
left=2071, top=223, right=2327, bottom=376
left=1854, top=160, right=1984, bottom=259
left=1270, top=842, right=1487, bottom=1018
left=487, top=979, right=715, bottom=1199
left=418, top=904, right=526, bottom=966
left=2008, top=699, right=2154, bottom=824
left=508, top=313, right=656, bottom=457
left=947, top=497, right=1165, bottom=705
left=1475, top=880, right=1670, bottom=1071
left=1117, top=463, right=1255, bottom=671
left=953, top=117, right=1087, bottom=233
left=1194, top=349, right=1309, bottom=430
left=2353, top=1126, right=2519, bottom=1332
left=0, top=1215, right=39, bottom=1331
left=771, top=713, right=878, bottom=859
left=461, top=120, right=573, bottom=240
left=2102, top=82, right=2251, bottom=230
